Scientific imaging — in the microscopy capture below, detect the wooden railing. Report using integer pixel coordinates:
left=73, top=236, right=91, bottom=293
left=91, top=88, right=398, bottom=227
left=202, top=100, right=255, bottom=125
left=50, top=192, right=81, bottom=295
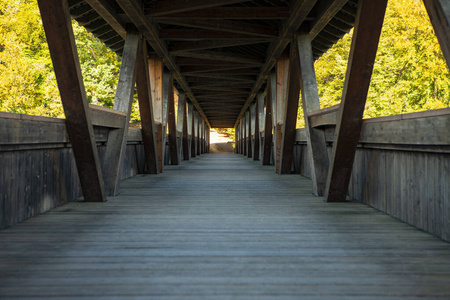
left=255, top=107, right=450, bottom=241
left=0, top=105, right=207, bottom=229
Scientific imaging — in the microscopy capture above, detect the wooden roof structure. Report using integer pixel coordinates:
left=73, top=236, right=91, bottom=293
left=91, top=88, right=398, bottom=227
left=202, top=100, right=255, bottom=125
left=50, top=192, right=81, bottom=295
left=32, top=0, right=450, bottom=203
left=67, top=0, right=357, bottom=128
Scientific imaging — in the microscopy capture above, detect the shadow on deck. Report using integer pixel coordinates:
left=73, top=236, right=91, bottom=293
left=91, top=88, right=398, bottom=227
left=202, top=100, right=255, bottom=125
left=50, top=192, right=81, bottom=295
left=1, top=154, right=450, bottom=299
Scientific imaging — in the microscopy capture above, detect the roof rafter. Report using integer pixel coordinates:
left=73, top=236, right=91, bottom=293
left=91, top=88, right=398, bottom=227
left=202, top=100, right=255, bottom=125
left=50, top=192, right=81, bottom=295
left=152, top=7, right=290, bottom=19
left=175, top=50, right=264, bottom=65
left=157, top=19, right=277, bottom=38
left=235, top=0, right=319, bottom=126
left=145, top=0, right=252, bottom=17
left=170, top=39, right=270, bottom=53
left=115, top=0, right=210, bottom=127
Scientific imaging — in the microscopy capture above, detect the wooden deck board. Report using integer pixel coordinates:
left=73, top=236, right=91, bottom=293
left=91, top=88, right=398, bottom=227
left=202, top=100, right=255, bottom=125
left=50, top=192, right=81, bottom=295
left=1, top=154, right=450, bottom=299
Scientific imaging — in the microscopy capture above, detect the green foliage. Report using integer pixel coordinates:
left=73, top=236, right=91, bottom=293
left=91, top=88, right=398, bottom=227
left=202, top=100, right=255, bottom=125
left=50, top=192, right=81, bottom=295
left=0, top=0, right=62, bottom=117
left=72, top=22, right=120, bottom=109
left=309, top=0, right=450, bottom=127
left=0, top=0, right=144, bottom=123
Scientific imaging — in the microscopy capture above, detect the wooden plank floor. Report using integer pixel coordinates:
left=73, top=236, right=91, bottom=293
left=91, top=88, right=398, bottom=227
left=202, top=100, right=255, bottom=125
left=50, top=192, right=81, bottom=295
left=1, top=153, right=450, bottom=299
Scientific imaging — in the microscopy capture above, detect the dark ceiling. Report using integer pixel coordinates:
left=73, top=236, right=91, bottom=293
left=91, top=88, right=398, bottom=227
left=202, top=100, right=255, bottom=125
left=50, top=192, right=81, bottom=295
left=68, top=0, right=357, bottom=128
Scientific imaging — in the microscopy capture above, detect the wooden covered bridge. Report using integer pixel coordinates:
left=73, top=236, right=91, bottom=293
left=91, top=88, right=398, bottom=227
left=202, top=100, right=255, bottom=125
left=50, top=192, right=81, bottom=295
left=1, top=0, right=450, bottom=298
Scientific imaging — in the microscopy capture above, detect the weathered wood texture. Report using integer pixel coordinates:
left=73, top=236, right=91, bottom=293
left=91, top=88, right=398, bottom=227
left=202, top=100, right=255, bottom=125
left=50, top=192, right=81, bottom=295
left=1, top=154, right=450, bottom=298
left=262, top=74, right=274, bottom=165
left=325, top=0, right=388, bottom=202
left=167, top=75, right=180, bottom=165
left=0, top=113, right=146, bottom=229
left=37, top=0, right=106, bottom=202
left=297, top=30, right=329, bottom=196
left=253, top=98, right=260, bottom=161
left=280, top=39, right=301, bottom=174
left=136, top=40, right=159, bottom=174
left=102, top=32, right=140, bottom=196
left=292, top=108, right=450, bottom=241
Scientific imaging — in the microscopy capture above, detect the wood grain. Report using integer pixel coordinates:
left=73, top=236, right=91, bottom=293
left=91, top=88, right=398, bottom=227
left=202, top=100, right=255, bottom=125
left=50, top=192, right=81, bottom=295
left=1, top=154, right=450, bottom=298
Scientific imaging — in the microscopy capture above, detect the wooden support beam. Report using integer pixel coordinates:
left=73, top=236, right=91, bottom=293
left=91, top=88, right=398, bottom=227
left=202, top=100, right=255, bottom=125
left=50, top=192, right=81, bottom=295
left=423, top=0, right=450, bottom=69
left=146, top=0, right=252, bottom=17
left=152, top=7, right=289, bottom=19
left=235, top=0, right=319, bottom=126
left=136, top=39, right=158, bottom=174
left=197, top=114, right=202, bottom=156
left=188, top=103, right=195, bottom=158
left=248, top=108, right=253, bottom=158
left=148, top=54, right=165, bottom=172
left=160, top=29, right=266, bottom=40
left=253, top=99, right=261, bottom=161
left=84, top=0, right=126, bottom=38
left=170, top=39, right=269, bottom=54
left=177, top=94, right=189, bottom=161
left=157, top=19, right=277, bottom=38
left=325, top=0, right=388, bottom=202
left=279, top=39, right=301, bottom=174
left=192, top=110, right=197, bottom=158
left=116, top=0, right=210, bottom=127
left=309, top=0, right=348, bottom=40
left=174, top=50, right=264, bottom=65
left=275, top=49, right=289, bottom=173
left=242, top=114, right=247, bottom=156
left=297, top=30, right=329, bottom=196
left=102, top=32, right=140, bottom=196
left=262, top=75, right=274, bottom=165
left=37, top=0, right=106, bottom=202
left=235, top=124, right=239, bottom=153
left=167, top=75, right=179, bottom=165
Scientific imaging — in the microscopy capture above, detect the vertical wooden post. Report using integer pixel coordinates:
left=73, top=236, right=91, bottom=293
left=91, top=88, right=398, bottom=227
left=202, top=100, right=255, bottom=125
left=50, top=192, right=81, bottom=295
left=243, top=113, right=247, bottom=156
left=297, top=30, right=330, bottom=196
left=191, top=110, right=197, bottom=158
left=256, top=92, right=264, bottom=161
left=252, top=102, right=259, bottom=160
left=37, top=0, right=106, bottom=202
left=325, top=0, right=388, bottom=202
left=178, top=94, right=189, bottom=160
left=148, top=54, right=166, bottom=172
left=423, top=0, right=450, bottom=69
left=102, top=32, right=140, bottom=196
left=275, top=48, right=289, bottom=173
left=280, top=38, right=301, bottom=174
left=207, top=127, right=210, bottom=153
left=167, top=75, right=179, bottom=165
left=202, top=119, right=205, bottom=154
left=262, top=74, right=275, bottom=165
left=240, top=118, right=244, bottom=154
left=136, top=40, right=158, bottom=174
left=197, top=115, right=201, bottom=156
left=247, top=108, right=253, bottom=158
left=235, top=124, right=239, bottom=154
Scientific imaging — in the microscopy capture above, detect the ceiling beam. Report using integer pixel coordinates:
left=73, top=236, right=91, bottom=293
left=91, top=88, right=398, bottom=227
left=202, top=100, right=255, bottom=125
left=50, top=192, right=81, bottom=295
left=309, top=0, right=348, bottom=40
left=186, top=68, right=260, bottom=76
left=186, top=74, right=256, bottom=82
left=152, top=7, right=290, bottom=19
left=159, top=29, right=268, bottom=40
left=190, top=81, right=253, bottom=88
left=182, top=65, right=259, bottom=74
left=175, top=50, right=264, bottom=65
left=170, top=39, right=269, bottom=53
left=157, top=19, right=277, bottom=38
left=84, top=0, right=126, bottom=38
left=145, top=0, right=252, bottom=17
left=235, top=0, right=318, bottom=127
left=115, top=0, right=210, bottom=127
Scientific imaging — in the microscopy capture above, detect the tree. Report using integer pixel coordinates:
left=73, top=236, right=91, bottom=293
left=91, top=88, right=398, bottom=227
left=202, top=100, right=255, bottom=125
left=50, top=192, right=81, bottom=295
left=311, top=0, right=450, bottom=126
